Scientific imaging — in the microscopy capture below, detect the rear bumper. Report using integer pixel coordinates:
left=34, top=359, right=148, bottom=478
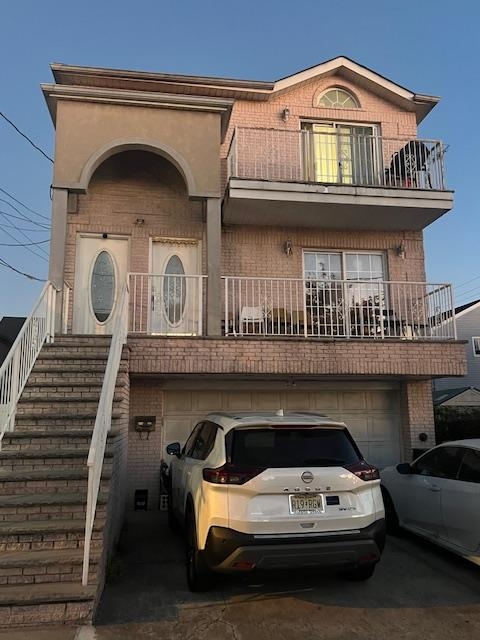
left=204, top=519, right=386, bottom=572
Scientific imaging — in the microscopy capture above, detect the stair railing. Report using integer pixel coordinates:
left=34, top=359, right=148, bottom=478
left=82, top=283, right=129, bottom=586
left=0, top=282, right=56, bottom=446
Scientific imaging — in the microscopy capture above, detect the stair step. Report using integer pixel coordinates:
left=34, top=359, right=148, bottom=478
left=0, top=448, right=113, bottom=459
left=0, top=468, right=110, bottom=498
left=0, top=468, right=111, bottom=481
left=0, top=518, right=104, bottom=536
left=0, top=580, right=96, bottom=605
left=0, top=548, right=99, bottom=586
left=17, top=392, right=123, bottom=405
left=14, top=411, right=122, bottom=430
left=28, top=363, right=128, bottom=376
left=0, top=492, right=108, bottom=523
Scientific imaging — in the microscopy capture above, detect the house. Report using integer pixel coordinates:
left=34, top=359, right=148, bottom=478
left=0, top=56, right=466, bottom=627
left=434, top=299, right=480, bottom=397
left=0, top=317, right=25, bottom=366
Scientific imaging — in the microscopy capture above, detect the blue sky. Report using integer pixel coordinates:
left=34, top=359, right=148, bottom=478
left=0, top=0, right=478, bottom=315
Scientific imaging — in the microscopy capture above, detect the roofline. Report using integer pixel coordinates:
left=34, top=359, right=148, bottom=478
left=455, top=299, right=480, bottom=319
left=50, top=62, right=275, bottom=91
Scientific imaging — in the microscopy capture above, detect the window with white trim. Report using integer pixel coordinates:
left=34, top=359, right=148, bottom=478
left=317, top=88, right=359, bottom=109
left=472, top=337, right=480, bottom=357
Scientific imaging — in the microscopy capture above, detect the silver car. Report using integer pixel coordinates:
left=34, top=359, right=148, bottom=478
left=381, top=439, right=480, bottom=564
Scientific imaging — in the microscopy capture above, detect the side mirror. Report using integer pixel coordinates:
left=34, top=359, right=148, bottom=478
left=166, top=442, right=181, bottom=457
left=396, top=462, right=412, bottom=475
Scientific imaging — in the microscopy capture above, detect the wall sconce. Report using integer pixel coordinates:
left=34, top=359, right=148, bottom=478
left=283, top=239, right=293, bottom=256
left=135, top=218, right=145, bottom=226
left=281, top=107, right=290, bottom=122
left=395, top=242, right=406, bottom=259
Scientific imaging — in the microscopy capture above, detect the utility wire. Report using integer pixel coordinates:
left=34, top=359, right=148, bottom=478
left=0, top=187, right=50, bottom=221
left=454, top=274, right=480, bottom=291
left=0, top=221, right=48, bottom=233
left=0, top=112, right=53, bottom=163
left=0, top=212, right=49, bottom=257
left=0, top=239, right=50, bottom=247
left=0, top=213, right=48, bottom=262
left=0, top=257, right=45, bottom=282
left=0, top=199, right=50, bottom=229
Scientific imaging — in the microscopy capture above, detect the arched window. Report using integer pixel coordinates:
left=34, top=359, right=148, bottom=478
left=317, top=88, right=359, bottom=109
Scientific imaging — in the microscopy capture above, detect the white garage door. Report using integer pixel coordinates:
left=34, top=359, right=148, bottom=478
left=163, top=387, right=402, bottom=468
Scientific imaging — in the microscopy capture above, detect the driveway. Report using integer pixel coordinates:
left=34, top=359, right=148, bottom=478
left=2, top=511, right=480, bottom=640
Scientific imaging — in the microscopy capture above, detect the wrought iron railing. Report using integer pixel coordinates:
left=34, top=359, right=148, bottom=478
left=224, top=277, right=455, bottom=340
left=227, top=127, right=447, bottom=190
left=0, top=283, right=56, bottom=445
left=129, top=273, right=206, bottom=335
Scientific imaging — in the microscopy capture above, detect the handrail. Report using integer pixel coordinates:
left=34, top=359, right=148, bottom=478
left=0, top=282, right=56, bottom=445
left=82, top=283, right=129, bottom=586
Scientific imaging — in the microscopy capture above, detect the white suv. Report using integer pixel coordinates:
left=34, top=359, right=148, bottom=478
left=165, top=411, right=385, bottom=591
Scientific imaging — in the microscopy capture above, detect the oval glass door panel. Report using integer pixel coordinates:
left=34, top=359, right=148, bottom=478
left=163, top=255, right=186, bottom=325
left=90, top=251, right=116, bottom=322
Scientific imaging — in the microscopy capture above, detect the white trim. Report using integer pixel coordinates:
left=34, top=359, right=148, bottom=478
left=316, top=87, right=360, bottom=109
left=455, top=300, right=480, bottom=320
left=472, top=337, right=480, bottom=357
left=273, top=57, right=414, bottom=100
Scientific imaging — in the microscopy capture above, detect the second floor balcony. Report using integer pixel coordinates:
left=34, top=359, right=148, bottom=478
left=224, top=127, right=454, bottom=230
left=128, top=273, right=456, bottom=341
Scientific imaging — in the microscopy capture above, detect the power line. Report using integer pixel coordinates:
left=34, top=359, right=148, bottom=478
left=0, top=213, right=48, bottom=262
left=0, top=187, right=50, bottom=221
left=0, top=239, right=50, bottom=247
left=454, top=274, right=480, bottom=291
left=0, top=257, right=45, bottom=282
left=0, top=199, right=50, bottom=229
left=0, top=112, right=53, bottom=163
left=0, top=221, right=48, bottom=233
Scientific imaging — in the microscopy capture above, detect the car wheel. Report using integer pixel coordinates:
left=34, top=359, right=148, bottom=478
left=185, top=513, right=214, bottom=592
left=345, top=562, right=376, bottom=581
left=381, top=488, right=401, bottom=535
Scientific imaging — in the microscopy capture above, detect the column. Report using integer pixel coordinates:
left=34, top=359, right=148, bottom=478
left=206, top=198, right=222, bottom=336
left=48, top=187, right=69, bottom=333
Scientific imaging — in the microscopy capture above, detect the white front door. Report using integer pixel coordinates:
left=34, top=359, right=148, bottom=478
left=150, top=240, right=201, bottom=335
left=73, top=235, right=129, bottom=334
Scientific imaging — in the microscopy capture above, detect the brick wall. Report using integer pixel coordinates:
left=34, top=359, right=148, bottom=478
left=126, top=378, right=164, bottom=511
left=401, top=379, right=436, bottom=455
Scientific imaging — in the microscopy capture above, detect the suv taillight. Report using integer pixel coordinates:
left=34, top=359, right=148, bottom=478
left=344, top=460, right=380, bottom=481
left=202, top=464, right=265, bottom=485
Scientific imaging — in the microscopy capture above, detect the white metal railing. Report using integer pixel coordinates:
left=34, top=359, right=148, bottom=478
left=224, top=277, right=455, bottom=340
left=82, top=283, right=129, bottom=586
left=0, top=283, right=56, bottom=444
left=227, top=127, right=447, bottom=191
left=129, top=273, right=206, bottom=335
left=62, top=281, right=72, bottom=334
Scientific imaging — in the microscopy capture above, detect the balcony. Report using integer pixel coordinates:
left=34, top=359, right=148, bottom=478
left=224, top=128, right=453, bottom=230
left=128, top=273, right=456, bottom=341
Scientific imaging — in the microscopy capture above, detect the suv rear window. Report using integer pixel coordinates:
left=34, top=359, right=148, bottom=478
left=230, top=427, right=362, bottom=468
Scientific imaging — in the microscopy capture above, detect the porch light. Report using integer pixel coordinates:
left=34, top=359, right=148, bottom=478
left=283, top=239, right=293, bottom=256
left=281, top=106, right=290, bottom=122
left=395, top=242, right=406, bottom=259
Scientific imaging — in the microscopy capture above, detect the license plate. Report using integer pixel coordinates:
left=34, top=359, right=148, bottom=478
left=289, top=493, right=324, bottom=515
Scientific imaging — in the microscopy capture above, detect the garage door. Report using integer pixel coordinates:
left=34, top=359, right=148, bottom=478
left=163, top=388, right=402, bottom=468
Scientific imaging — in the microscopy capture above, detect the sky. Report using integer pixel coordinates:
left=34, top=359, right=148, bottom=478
left=0, top=0, right=479, bottom=316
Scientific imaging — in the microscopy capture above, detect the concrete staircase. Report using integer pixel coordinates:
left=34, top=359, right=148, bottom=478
left=0, top=336, right=129, bottom=627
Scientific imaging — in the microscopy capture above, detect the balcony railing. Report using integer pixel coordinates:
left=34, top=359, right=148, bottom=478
left=224, top=277, right=455, bottom=340
left=129, top=273, right=205, bottom=335
left=227, top=127, right=447, bottom=191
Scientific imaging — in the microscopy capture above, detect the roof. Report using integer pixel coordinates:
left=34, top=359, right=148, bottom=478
left=433, top=386, right=480, bottom=406
left=455, top=299, right=480, bottom=318
left=43, top=56, right=439, bottom=125
left=205, top=411, right=347, bottom=432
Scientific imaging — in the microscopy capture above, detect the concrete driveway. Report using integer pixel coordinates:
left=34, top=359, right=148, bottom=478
left=2, top=511, right=480, bottom=640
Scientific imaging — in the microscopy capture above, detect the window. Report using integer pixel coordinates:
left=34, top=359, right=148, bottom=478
left=411, top=446, right=463, bottom=480
left=317, top=88, right=359, bottom=109
left=189, top=422, right=218, bottom=460
left=230, top=427, right=361, bottom=468
left=458, top=448, right=480, bottom=483
left=303, top=251, right=386, bottom=336
left=183, top=422, right=204, bottom=457
left=301, top=122, right=379, bottom=185
left=472, top=337, right=480, bottom=357
left=90, top=251, right=116, bottom=323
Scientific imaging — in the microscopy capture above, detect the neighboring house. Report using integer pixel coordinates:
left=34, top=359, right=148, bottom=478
left=434, top=387, right=480, bottom=407
left=0, top=56, right=466, bottom=626
left=435, top=299, right=480, bottom=395
left=0, top=317, right=25, bottom=366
